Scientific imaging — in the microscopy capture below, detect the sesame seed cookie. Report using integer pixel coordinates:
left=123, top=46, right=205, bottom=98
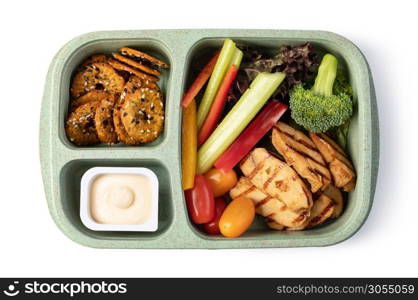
left=121, top=87, right=164, bottom=144
left=124, top=75, right=160, bottom=93
left=70, top=63, right=125, bottom=98
left=107, top=58, right=159, bottom=83
left=71, top=90, right=112, bottom=110
left=112, top=53, right=161, bottom=77
left=112, top=76, right=160, bottom=145
left=119, top=47, right=169, bottom=69
left=113, top=83, right=138, bottom=145
left=79, top=55, right=109, bottom=69
left=65, top=102, right=100, bottom=146
left=95, top=94, right=118, bottom=145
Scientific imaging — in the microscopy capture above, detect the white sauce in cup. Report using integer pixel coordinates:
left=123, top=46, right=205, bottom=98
left=89, top=174, right=152, bottom=225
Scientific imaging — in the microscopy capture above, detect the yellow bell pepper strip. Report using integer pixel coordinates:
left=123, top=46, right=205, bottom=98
left=182, top=99, right=198, bottom=190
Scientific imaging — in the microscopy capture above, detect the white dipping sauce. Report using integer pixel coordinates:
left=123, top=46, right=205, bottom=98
left=90, top=174, right=152, bottom=225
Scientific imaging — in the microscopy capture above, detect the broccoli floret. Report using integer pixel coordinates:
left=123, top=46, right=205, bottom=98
left=289, top=54, right=352, bottom=133
left=328, top=71, right=353, bottom=149
left=327, top=120, right=350, bottom=150
left=333, top=70, right=353, bottom=98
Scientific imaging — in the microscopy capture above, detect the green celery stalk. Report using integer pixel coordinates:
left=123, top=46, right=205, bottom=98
left=229, top=48, right=243, bottom=69
left=197, top=39, right=236, bottom=129
left=197, top=72, right=286, bottom=174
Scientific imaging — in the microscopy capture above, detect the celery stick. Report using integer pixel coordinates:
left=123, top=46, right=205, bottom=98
left=229, top=48, right=243, bottom=69
left=197, top=72, right=286, bottom=174
left=197, top=39, right=236, bottom=130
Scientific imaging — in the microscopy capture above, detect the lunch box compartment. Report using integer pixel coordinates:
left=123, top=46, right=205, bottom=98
left=58, top=38, right=173, bottom=149
left=183, top=37, right=365, bottom=240
left=59, top=159, right=174, bottom=239
left=41, top=30, right=378, bottom=248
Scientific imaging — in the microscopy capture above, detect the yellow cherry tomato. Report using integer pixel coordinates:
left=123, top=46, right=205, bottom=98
left=204, top=168, right=237, bottom=197
left=219, top=196, right=255, bottom=238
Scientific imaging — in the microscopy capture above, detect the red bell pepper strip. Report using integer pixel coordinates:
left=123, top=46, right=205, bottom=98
left=214, top=101, right=288, bottom=172
left=181, top=51, right=220, bottom=108
left=198, top=64, right=239, bottom=146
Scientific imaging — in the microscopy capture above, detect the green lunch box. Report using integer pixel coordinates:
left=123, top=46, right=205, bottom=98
left=40, top=29, right=379, bottom=248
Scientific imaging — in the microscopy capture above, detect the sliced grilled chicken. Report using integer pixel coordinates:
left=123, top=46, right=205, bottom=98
left=268, top=194, right=335, bottom=230
left=342, top=179, right=355, bottom=192
left=266, top=221, right=285, bottom=230
left=240, top=148, right=313, bottom=213
left=272, top=122, right=331, bottom=193
left=301, top=194, right=335, bottom=229
left=276, top=121, right=317, bottom=149
left=323, top=184, right=344, bottom=218
left=230, top=177, right=308, bottom=228
left=310, top=133, right=356, bottom=192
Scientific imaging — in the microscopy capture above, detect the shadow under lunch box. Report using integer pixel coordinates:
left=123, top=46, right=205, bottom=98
left=39, top=29, right=379, bottom=248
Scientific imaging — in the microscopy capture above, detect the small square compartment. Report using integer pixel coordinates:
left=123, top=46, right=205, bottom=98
left=59, top=159, right=174, bottom=242
left=58, top=37, right=173, bottom=149
left=80, top=167, right=159, bottom=232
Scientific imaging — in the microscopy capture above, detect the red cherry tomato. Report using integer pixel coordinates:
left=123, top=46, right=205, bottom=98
left=202, top=197, right=227, bottom=235
left=185, top=175, right=215, bottom=224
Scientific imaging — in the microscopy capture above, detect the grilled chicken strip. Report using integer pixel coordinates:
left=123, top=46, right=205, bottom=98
left=323, top=184, right=344, bottom=218
left=272, top=122, right=331, bottom=193
left=267, top=194, right=335, bottom=230
left=310, top=133, right=356, bottom=192
left=230, top=177, right=308, bottom=228
left=240, top=148, right=313, bottom=213
left=266, top=221, right=285, bottom=230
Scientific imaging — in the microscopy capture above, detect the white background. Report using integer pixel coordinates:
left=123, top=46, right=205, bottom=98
left=0, top=0, right=416, bottom=277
